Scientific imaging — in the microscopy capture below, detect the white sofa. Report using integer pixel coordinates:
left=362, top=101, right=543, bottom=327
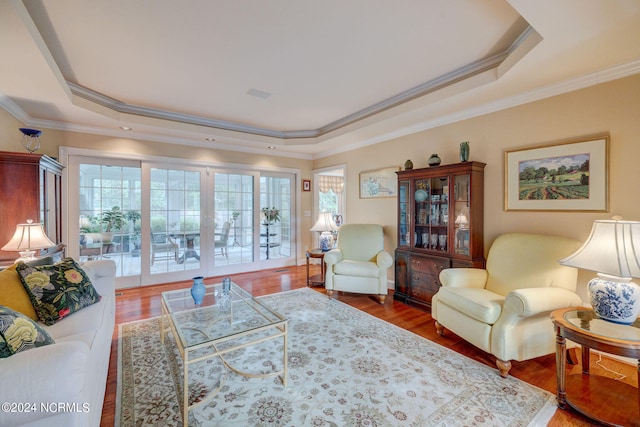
left=0, top=259, right=116, bottom=427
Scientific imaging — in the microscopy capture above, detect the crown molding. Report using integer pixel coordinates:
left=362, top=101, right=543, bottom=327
left=23, top=116, right=314, bottom=160
left=314, top=58, right=640, bottom=159
left=0, top=95, right=31, bottom=123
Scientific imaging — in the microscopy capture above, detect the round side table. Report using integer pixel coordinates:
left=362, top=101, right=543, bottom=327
left=305, top=249, right=326, bottom=287
left=551, top=307, right=640, bottom=426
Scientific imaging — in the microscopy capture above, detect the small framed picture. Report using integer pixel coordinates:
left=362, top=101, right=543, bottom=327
left=303, top=179, right=311, bottom=192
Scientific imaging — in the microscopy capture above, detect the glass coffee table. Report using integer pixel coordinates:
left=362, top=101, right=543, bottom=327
left=161, top=281, right=288, bottom=427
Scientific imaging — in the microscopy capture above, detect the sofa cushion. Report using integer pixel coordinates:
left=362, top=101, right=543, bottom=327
left=333, top=260, right=379, bottom=277
left=436, top=287, right=504, bottom=324
left=0, top=264, right=38, bottom=321
left=0, top=305, right=55, bottom=358
left=16, top=258, right=102, bottom=326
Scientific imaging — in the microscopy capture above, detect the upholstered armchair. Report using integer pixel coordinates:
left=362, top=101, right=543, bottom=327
left=432, top=233, right=582, bottom=377
left=324, top=224, right=393, bottom=304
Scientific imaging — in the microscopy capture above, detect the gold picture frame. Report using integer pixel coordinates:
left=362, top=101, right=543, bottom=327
left=504, top=135, right=609, bottom=211
left=359, top=166, right=400, bottom=199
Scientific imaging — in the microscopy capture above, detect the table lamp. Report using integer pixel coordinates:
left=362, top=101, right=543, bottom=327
left=310, top=211, right=339, bottom=251
left=454, top=212, right=468, bottom=229
left=559, top=217, right=640, bottom=324
left=1, top=219, right=56, bottom=262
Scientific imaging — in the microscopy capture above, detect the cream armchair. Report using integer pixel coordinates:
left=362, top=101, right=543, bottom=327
left=324, top=224, right=393, bottom=304
left=432, top=233, right=582, bottom=377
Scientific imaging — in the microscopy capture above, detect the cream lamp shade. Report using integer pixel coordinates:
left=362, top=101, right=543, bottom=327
left=310, top=211, right=339, bottom=252
left=454, top=212, right=468, bottom=229
left=559, top=218, right=640, bottom=324
left=1, top=219, right=56, bottom=262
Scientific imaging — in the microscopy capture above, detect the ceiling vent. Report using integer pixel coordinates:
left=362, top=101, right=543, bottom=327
left=246, top=88, right=271, bottom=99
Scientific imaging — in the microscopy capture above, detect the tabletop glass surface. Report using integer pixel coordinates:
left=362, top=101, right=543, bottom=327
left=162, top=282, right=286, bottom=349
left=564, top=309, right=640, bottom=342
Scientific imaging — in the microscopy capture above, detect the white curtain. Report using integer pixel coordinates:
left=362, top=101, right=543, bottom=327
left=318, top=175, right=344, bottom=193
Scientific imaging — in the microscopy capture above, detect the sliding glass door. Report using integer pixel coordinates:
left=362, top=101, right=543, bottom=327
left=68, top=154, right=297, bottom=288
left=260, top=174, right=292, bottom=262
left=213, top=172, right=256, bottom=267
left=77, top=160, right=142, bottom=285
left=148, top=167, right=203, bottom=278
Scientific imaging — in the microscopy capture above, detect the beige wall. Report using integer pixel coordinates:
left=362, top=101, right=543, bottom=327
left=314, top=74, right=640, bottom=301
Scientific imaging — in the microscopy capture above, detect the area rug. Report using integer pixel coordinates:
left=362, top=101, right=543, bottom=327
left=116, top=288, right=556, bottom=426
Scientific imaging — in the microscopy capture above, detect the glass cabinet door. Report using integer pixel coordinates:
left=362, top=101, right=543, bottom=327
left=453, top=174, right=470, bottom=255
left=398, top=180, right=410, bottom=247
left=414, top=176, right=449, bottom=253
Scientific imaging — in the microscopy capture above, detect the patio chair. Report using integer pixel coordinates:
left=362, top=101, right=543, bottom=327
left=151, top=230, right=179, bottom=265
left=214, top=222, right=231, bottom=258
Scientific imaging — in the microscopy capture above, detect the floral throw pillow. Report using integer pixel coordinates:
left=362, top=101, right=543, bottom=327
left=16, top=258, right=102, bottom=326
left=0, top=305, right=55, bottom=358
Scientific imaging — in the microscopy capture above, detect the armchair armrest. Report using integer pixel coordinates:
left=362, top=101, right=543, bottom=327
left=439, top=268, right=488, bottom=289
left=376, top=251, right=393, bottom=269
left=503, top=287, right=583, bottom=318
left=324, top=249, right=343, bottom=266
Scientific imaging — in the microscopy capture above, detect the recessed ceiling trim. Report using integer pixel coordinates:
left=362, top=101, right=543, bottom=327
left=64, top=26, right=536, bottom=145
left=67, top=82, right=309, bottom=139
left=317, top=50, right=510, bottom=136
left=21, top=115, right=314, bottom=160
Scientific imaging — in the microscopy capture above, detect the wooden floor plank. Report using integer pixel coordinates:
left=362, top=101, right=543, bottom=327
left=101, top=265, right=634, bottom=426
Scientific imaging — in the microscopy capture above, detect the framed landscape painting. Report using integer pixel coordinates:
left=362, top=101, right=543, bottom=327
left=504, top=135, right=609, bottom=211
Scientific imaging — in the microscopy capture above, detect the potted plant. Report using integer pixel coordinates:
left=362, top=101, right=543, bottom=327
left=261, top=207, right=280, bottom=224
left=100, top=206, right=127, bottom=243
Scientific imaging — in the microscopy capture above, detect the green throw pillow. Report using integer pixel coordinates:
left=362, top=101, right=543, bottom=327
left=0, top=305, right=55, bottom=358
left=16, top=258, right=102, bottom=326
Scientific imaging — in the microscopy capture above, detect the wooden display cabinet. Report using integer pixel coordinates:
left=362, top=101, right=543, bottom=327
left=0, top=151, right=63, bottom=263
left=395, top=161, right=485, bottom=309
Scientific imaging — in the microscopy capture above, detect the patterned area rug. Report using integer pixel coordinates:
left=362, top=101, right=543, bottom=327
left=116, top=288, right=556, bottom=426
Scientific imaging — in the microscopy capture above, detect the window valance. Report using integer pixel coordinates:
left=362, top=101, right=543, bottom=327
left=318, top=175, right=344, bottom=193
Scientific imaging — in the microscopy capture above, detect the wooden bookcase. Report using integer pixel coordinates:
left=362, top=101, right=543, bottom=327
left=394, top=161, right=485, bottom=309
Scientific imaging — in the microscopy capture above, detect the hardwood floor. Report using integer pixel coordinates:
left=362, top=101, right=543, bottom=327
left=101, top=265, right=634, bottom=426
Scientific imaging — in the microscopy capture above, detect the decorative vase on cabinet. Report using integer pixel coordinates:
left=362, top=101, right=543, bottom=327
left=427, top=154, right=441, bottom=167
left=394, top=161, right=486, bottom=310
left=459, top=141, right=470, bottom=162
